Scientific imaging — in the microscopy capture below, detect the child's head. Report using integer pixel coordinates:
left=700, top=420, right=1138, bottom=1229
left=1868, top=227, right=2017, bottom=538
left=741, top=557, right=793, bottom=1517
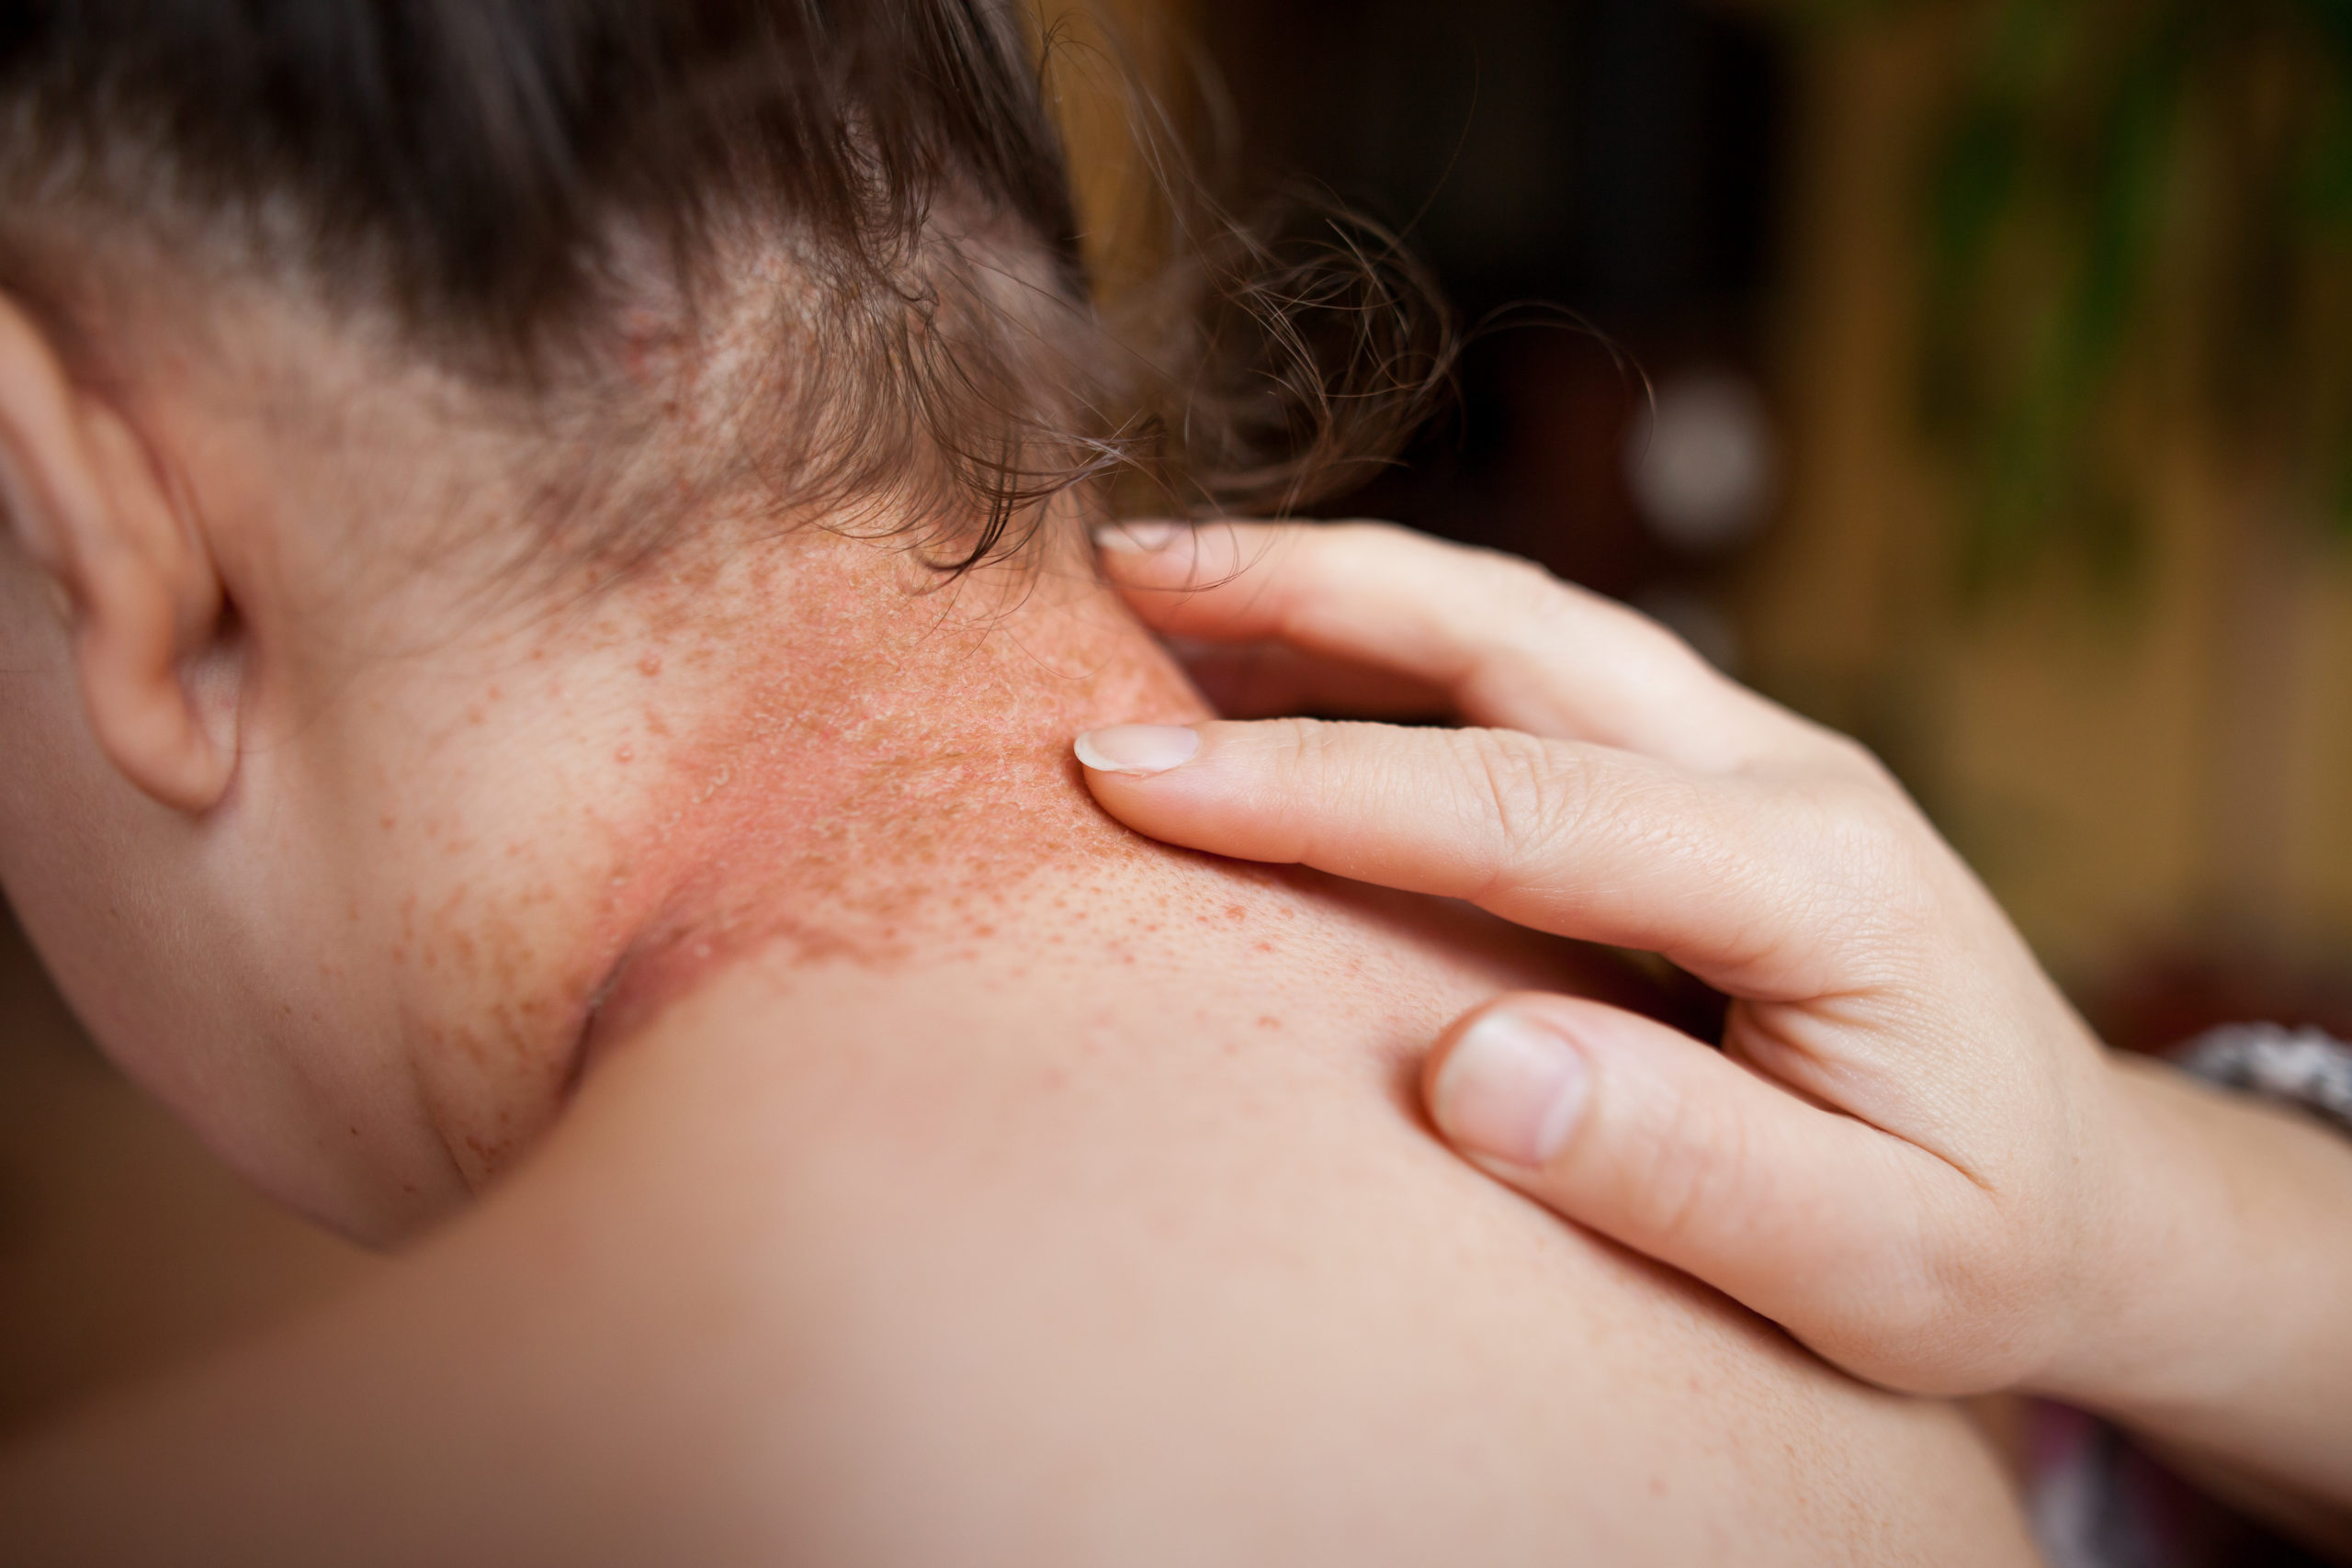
left=0, top=1, right=1444, bottom=1241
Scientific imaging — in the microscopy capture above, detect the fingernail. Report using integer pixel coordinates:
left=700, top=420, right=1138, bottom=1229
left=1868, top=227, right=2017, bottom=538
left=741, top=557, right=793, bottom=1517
left=1092, top=522, right=1184, bottom=554
left=1431, top=1009, right=1589, bottom=1167
left=1074, top=725, right=1202, bottom=776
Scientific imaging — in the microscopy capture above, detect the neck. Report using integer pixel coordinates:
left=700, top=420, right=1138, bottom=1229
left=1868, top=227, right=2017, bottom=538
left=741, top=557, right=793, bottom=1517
left=582, top=545, right=1209, bottom=1048
left=228, top=519, right=1223, bottom=1238
left=346, top=525, right=1560, bottom=1235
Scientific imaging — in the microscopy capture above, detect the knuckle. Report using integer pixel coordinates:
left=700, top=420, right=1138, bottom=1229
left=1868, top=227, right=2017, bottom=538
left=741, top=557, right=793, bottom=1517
left=1832, top=793, right=1920, bottom=889
left=1780, top=779, right=1935, bottom=937
left=1269, top=716, right=1345, bottom=786
left=1487, top=551, right=1584, bottom=629
left=1353, top=525, right=1565, bottom=617
left=1323, top=519, right=1429, bottom=578
left=1624, top=1088, right=1753, bottom=1257
left=1262, top=717, right=1362, bottom=855
left=1611, top=593, right=1708, bottom=666
left=1853, top=815, right=1969, bottom=954
left=1329, top=517, right=1412, bottom=549
left=1811, top=729, right=1898, bottom=790
left=1881, top=1190, right=2052, bottom=1391
left=1454, top=729, right=1592, bottom=886
left=1485, top=547, right=1561, bottom=593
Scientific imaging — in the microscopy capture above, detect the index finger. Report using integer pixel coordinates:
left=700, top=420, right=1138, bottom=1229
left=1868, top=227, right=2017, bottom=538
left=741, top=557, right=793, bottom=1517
left=1076, top=716, right=1886, bottom=1002
left=1096, top=519, right=1839, bottom=775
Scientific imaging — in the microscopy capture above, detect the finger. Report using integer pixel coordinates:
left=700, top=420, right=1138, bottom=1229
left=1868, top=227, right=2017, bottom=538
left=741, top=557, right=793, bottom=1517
left=1074, top=718, right=1878, bottom=998
left=1424, top=994, right=2003, bottom=1394
left=1096, top=519, right=1833, bottom=773
left=1168, top=637, right=1452, bottom=721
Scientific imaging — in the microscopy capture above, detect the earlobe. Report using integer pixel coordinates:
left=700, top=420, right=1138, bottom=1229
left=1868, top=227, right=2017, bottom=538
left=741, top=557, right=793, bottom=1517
left=0, top=293, right=238, bottom=815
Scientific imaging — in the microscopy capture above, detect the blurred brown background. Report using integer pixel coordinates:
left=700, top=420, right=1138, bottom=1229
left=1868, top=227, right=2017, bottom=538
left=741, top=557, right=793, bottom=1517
left=8, top=0, right=2352, bottom=1437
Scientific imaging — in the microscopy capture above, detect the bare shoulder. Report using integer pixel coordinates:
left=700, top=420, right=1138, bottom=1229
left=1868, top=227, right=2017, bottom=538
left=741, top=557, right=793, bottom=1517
left=517, top=946, right=2041, bottom=1567
left=0, top=923, right=2033, bottom=1566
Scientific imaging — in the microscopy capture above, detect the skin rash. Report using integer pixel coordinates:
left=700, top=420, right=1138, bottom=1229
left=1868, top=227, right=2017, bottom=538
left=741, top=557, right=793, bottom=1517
left=342, top=525, right=1216, bottom=1193
left=0, top=276, right=1189, bottom=1217
left=594, top=553, right=1199, bottom=996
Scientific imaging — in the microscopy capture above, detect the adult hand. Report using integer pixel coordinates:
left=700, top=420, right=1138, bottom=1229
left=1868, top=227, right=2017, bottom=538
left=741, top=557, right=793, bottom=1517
left=1072, top=520, right=2188, bottom=1407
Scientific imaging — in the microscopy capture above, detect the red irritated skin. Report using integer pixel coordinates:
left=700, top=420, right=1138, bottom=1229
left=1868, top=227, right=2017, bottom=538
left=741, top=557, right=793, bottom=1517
left=571, top=531, right=1219, bottom=1058
left=293, top=517, right=1216, bottom=1228
left=0, top=273, right=1207, bottom=1242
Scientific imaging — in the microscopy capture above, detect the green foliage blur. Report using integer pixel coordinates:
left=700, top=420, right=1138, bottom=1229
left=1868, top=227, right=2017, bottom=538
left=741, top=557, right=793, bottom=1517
left=1825, top=0, right=2352, bottom=589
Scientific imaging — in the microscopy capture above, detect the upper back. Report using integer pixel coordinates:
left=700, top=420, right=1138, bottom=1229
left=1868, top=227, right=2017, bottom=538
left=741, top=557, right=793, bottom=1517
left=532, top=851, right=2040, bottom=1566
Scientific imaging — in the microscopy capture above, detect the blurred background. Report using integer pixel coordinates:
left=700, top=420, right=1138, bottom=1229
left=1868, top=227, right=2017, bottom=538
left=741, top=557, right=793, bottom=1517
left=1169, top=0, right=2352, bottom=1048
left=6, top=0, right=2352, bottom=1461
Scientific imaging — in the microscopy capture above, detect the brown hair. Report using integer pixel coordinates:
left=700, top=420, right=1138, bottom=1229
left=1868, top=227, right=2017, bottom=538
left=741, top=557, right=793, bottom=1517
left=0, top=0, right=1450, bottom=571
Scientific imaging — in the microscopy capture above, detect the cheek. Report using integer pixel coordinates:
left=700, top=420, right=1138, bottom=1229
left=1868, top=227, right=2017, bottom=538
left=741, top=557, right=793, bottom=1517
left=0, top=632, right=142, bottom=1018
left=0, top=707, right=414, bottom=1235
left=0, top=592, right=339, bottom=1212
left=0, top=574, right=79, bottom=795
left=0, top=677, right=212, bottom=1105
left=0, top=564, right=125, bottom=909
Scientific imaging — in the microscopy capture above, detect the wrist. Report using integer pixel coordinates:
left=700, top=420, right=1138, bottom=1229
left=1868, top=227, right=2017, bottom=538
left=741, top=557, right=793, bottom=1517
left=2026, top=1049, right=2352, bottom=1530
left=2033, top=1051, right=2352, bottom=1418
left=2028, top=1053, right=2241, bottom=1411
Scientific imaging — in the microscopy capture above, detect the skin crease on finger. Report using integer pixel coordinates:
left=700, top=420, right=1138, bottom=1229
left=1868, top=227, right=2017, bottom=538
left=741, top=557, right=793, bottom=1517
left=0, top=272, right=2049, bottom=1563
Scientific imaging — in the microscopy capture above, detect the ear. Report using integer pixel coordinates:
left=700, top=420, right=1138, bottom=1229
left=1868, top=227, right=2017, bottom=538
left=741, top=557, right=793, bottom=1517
left=0, top=292, right=237, bottom=814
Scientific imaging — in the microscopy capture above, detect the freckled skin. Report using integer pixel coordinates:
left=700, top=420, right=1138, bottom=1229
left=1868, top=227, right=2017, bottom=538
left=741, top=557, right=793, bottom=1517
left=583, top=539, right=1209, bottom=1044
left=183, top=518, right=1223, bottom=1205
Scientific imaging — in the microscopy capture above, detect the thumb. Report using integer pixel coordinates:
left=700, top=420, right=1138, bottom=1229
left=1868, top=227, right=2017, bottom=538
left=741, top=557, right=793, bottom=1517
left=1425, top=994, right=1972, bottom=1388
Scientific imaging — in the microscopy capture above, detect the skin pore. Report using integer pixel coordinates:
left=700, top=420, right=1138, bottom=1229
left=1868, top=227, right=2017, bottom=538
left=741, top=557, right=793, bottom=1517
left=0, top=276, right=2042, bottom=1562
